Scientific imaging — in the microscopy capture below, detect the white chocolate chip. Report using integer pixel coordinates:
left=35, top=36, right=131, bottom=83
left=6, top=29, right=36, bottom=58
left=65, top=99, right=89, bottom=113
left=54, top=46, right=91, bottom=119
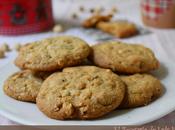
left=52, top=24, right=64, bottom=33
left=14, top=43, right=22, bottom=51
left=0, top=43, right=11, bottom=52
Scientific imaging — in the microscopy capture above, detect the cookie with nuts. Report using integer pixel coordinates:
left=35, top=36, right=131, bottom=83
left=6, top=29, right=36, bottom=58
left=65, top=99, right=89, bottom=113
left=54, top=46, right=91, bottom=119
left=89, top=41, right=159, bottom=74
left=3, top=70, right=50, bottom=102
left=119, top=74, right=163, bottom=108
left=15, top=36, right=90, bottom=71
left=36, top=66, right=125, bottom=120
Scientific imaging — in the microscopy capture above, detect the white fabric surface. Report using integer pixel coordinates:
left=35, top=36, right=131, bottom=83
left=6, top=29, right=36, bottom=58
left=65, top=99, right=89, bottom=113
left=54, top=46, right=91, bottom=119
left=0, top=0, right=175, bottom=125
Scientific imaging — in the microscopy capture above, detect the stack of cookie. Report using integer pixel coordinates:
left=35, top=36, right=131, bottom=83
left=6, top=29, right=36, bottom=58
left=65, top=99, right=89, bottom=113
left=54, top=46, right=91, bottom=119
left=3, top=36, right=163, bottom=120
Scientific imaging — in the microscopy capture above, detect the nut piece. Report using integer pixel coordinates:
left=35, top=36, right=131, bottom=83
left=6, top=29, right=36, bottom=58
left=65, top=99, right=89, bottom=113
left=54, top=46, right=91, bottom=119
left=89, top=8, right=95, bottom=13
left=14, top=43, right=22, bottom=51
left=0, top=50, right=5, bottom=58
left=53, top=24, right=63, bottom=33
left=79, top=6, right=84, bottom=12
left=0, top=43, right=11, bottom=52
left=71, top=13, right=78, bottom=19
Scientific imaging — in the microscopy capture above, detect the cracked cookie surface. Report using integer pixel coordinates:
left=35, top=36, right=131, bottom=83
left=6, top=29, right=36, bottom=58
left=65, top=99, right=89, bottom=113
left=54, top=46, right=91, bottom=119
left=3, top=70, right=48, bottom=102
left=119, top=74, right=163, bottom=108
left=90, top=41, right=159, bottom=74
left=36, top=66, right=125, bottom=120
left=15, top=36, right=90, bottom=71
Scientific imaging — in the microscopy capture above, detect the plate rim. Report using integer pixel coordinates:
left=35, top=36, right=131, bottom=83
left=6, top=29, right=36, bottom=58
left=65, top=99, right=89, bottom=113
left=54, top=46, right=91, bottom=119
left=0, top=60, right=175, bottom=125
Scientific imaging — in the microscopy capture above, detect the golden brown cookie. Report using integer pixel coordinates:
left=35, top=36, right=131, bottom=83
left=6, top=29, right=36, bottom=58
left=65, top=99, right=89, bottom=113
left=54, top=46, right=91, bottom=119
left=90, top=41, right=159, bottom=74
left=3, top=70, right=49, bottom=102
left=97, top=21, right=138, bottom=38
left=36, top=66, right=125, bottom=120
left=119, top=74, right=163, bottom=108
left=82, top=14, right=112, bottom=28
left=15, top=36, right=90, bottom=71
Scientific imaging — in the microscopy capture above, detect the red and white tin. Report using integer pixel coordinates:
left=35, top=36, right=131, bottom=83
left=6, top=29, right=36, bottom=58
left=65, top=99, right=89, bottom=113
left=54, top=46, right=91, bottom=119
left=141, top=0, right=175, bottom=28
left=0, top=0, right=54, bottom=35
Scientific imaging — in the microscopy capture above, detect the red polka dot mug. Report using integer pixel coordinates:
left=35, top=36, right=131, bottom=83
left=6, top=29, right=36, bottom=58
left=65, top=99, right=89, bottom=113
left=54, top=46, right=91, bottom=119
left=141, top=0, right=175, bottom=28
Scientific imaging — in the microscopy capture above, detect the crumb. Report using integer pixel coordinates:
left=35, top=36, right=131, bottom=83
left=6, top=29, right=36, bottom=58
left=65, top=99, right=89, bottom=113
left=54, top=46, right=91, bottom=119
left=0, top=43, right=11, bottom=52
left=90, top=8, right=95, bottom=13
left=52, top=24, right=63, bottom=33
left=72, top=13, right=78, bottom=19
left=79, top=6, right=84, bottom=12
left=14, top=43, right=22, bottom=51
left=0, top=50, right=5, bottom=58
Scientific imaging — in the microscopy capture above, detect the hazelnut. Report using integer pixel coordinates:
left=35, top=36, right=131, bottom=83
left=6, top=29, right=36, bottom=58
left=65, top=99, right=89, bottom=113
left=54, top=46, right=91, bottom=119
left=52, top=24, right=63, bottom=33
left=72, top=13, right=78, bottom=19
left=0, top=43, right=10, bottom=52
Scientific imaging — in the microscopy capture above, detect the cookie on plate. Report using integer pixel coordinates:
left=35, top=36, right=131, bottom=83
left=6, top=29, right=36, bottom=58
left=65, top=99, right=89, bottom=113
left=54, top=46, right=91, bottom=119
left=97, top=21, right=138, bottom=38
left=90, top=41, right=159, bottom=74
left=3, top=70, right=49, bottom=102
left=82, top=14, right=112, bottom=28
left=15, top=36, right=90, bottom=71
left=37, top=66, right=125, bottom=120
left=119, top=74, right=163, bottom=108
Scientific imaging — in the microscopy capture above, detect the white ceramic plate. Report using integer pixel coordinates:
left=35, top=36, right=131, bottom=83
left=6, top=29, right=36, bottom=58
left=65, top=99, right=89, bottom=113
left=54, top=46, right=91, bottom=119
left=0, top=58, right=175, bottom=125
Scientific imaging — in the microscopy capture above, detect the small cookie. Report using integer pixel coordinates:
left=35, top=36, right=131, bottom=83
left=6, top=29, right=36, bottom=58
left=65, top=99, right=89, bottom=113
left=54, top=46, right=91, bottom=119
left=82, top=14, right=112, bottom=28
left=37, top=66, right=125, bottom=120
left=15, top=36, right=90, bottom=71
left=97, top=21, right=138, bottom=38
left=3, top=70, right=49, bottom=102
left=90, top=41, right=159, bottom=74
left=119, top=74, right=163, bottom=108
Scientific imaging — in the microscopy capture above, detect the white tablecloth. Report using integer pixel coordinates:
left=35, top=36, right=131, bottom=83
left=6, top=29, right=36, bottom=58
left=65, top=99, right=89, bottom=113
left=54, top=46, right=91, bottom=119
left=0, top=0, right=175, bottom=125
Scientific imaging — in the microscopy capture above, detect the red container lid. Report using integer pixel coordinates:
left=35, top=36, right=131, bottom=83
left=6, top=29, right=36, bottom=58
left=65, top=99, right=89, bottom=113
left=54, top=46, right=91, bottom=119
left=0, top=0, right=54, bottom=35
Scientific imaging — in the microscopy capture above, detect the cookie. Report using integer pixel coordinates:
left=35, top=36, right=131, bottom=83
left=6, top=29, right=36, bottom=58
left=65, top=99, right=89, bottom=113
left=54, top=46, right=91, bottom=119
left=119, top=74, right=163, bottom=108
left=36, top=66, right=125, bottom=120
left=97, top=21, right=138, bottom=38
left=3, top=70, right=49, bottom=102
left=90, top=41, right=159, bottom=74
left=82, top=14, right=112, bottom=28
left=15, top=36, right=90, bottom=71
